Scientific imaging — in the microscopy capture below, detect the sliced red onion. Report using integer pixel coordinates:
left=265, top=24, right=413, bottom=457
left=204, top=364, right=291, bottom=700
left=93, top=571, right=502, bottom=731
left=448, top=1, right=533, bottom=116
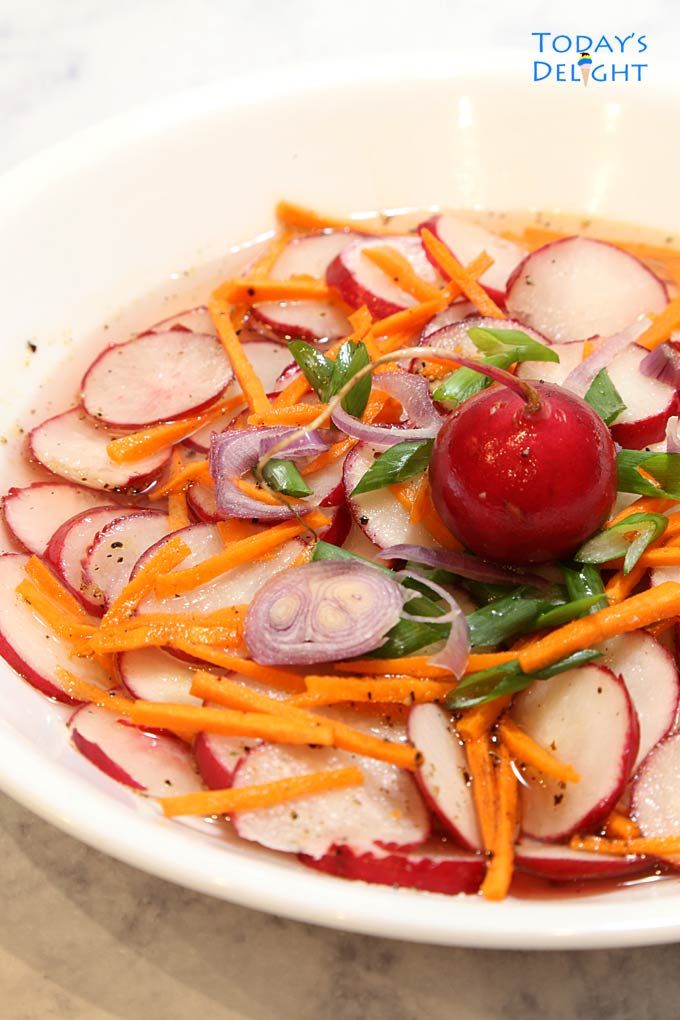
left=666, top=416, right=680, bottom=453
left=397, top=571, right=469, bottom=679
left=244, top=560, right=406, bottom=665
left=562, top=317, right=652, bottom=397
left=640, top=341, right=680, bottom=389
left=378, top=544, right=550, bottom=588
left=209, top=426, right=330, bottom=521
left=375, top=369, right=443, bottom=429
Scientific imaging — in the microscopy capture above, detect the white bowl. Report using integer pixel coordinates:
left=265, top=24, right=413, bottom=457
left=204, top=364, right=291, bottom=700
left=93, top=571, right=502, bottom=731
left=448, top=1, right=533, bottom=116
left=0, top=54, right=679, bottom=949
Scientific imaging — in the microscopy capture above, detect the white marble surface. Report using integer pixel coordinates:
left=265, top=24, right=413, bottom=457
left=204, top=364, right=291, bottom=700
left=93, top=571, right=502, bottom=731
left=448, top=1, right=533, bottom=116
left=2, top=0, right=680, bottom=1016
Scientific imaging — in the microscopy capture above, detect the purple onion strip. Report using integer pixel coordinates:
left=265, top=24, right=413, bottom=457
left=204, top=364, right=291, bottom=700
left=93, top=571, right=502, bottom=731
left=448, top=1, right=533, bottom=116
left=562, top=316, right=652, bottom=396
left=396, top=570, right=469, bottom=678
left=378, top=544, right=550, bottom=589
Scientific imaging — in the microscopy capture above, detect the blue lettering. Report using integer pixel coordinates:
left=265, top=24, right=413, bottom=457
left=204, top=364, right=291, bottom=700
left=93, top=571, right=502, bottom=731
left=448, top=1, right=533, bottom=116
left=552, top=34, right=572, bottom=53
left=591, top=64, right=607, bottom=82
left=594, top=35, right=614, bottom=53
left=614, top=34, right=634, bottom=53
left=531, top=32, right=551, bottom=53
left=555, top=63, right=567, bottom=81
left=638, top=35, right=648, bottom=53
left=576, top=35, right=593, bottom=52
left=533, top=61, right=553, bottom=81
left=611, top=65, right=630, bottom=81
left=630, top=63, right=648, bottom=80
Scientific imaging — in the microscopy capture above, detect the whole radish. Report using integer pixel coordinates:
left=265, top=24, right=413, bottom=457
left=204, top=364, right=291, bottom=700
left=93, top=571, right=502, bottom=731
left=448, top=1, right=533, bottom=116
left=429, top=379, right=617, bottom=564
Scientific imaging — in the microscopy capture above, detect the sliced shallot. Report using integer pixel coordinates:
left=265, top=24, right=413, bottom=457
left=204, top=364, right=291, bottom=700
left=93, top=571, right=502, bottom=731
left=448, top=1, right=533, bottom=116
left=378, top=544, right=549, bottom=588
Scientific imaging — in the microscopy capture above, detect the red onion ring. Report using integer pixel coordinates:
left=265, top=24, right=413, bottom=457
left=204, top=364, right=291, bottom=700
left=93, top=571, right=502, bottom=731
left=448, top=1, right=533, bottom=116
left=210, top=426, right=331, bottom=521
left=375, top=369, right=443, bottom=429
left=397, top=570, right=469, bottom=678
left=562, top=317, right=652, bottom=396
left=378, top=544, right=550, bottom=589
left=244, top=560, right=406, bottom=664
left=640, top=341, right=680, bottom=388
left=666, top=415, right=680, bottom=453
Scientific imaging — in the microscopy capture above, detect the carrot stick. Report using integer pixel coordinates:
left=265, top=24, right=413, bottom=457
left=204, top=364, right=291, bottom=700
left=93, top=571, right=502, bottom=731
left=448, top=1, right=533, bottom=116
left=106, top=395, right=244, bottom=464
left=299, top=437, right=355, bottom=477
left=519, top=581, right=680, bottom=674
left=604, top=561, right=648, bottom=603
left=247, top=230, right=293, bottom=275
left=275, top=199, right=402, bottom=237
left=232, top=477, right=307, bottom=507
left=149, top=459, right=211, bottom=501
left=334, top=651, right=517, bottom=678
left=153, top=513, right=326, bottom=597
left=101, top=535, right=190, bottom=627
left=299, top=675, right=456, bottom=705
left=581, top=339, right=594, bottom=361
left=415, top=479, right=463, bottom=550
left=215, top=277, right=331, bottom=305
left=607, top=496, right=677, bottom=528
left=24, top=556, right=93, bottom=622
left=248, top=403, right=323, bottom=427
left=604, top=810, right=641, bottom=840
left=171, top=643, right=306, bottom=692
left=456, top=697, right=512, bottom=741
left=81, top=622, right=242, bottom=654
left=362, top=245, right=442, bottom=302
left=16, top=580, right=97, bottom=640
left=208, top=297, right=272, bottom=415
left=160, top=766, right=364, bottom=818
left=216, top=519, right=264, bottom=543
left=569, top=833, right=679, bottom=856
left=498, top=717, right=580, bottom=784
left=127, top=701, right=334, bottom=743
left=465, top=735, right=497, bottom=852
left=165, top=448, right=191, bottom=529
left=420, top=229, right=504, bottom=318
left=630, top=297, right=680, bottom=351
left=635, top=548, right=680, bottom=567
left=481, top=743, right=518, bottom=901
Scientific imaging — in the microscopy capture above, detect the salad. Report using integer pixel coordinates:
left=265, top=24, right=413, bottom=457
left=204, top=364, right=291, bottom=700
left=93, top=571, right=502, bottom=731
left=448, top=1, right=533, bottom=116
left=3, top=199, right=680, bottom=902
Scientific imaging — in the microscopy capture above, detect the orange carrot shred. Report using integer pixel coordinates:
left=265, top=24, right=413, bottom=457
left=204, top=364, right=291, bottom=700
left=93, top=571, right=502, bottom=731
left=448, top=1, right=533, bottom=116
left=569, top=833, right=678, bottom=856
left=457, top=697, right=512, bottom=741
left=362, top=245, right=442, bottom=302
left=215, top=277, right=331, bottom=305
left=102, top=535, right=190, bottom=627
left=209, top=297, right=272, bottom=415
left=248, top=403, right=323, bottom=427
left=275, top=200, right=402, bottom=237
left=604, top=810, right=641, bottom=840
left=149, top=459, right=211, bottom=501
left=106, top=395, right=244, bottom=464
left=628, top=295, right=680, bottom=351
left=481, top=743, right=518, bottom=901
left=498, top=717, right=580, bottom=784
left=172, top=644, right=306, bottom=692
left=299, top=675, right=456, bottom=706
left=465, top=735, right=497, bottom=852
left=420, top=229, right=504, bottom=318
left=24, top=556, right=92, bottom=622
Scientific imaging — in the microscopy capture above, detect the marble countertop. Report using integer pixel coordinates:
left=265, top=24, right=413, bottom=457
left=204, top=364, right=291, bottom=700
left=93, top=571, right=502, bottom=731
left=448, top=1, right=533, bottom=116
left=2, top=0, right=680, bottom=1016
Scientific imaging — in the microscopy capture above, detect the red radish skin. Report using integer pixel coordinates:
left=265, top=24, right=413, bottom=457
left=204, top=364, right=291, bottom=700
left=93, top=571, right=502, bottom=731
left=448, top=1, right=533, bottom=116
left=186, top=482, right=220, bottom=522
left=194, top=732, right=257, bottom=789
left=408, top=704, right=482, bottom=851
left=419, top=214, right=525, bottom=301
left=607, top=344, right=679, bottom=449
left=69, top=703, right=203, bottom=796
left=117, top=647, right=202, bottom=704
left=82, top=510, right=171, bottom=608
left=30, top=408, right=170, bottom=493
left=514, top=841, right=651, bottom=881
left=0, top=553, right=106, bottom=703
left=2, top=482, right=108, bottom=557
left=45, top=505, right=139, bottom=613
left=506, top=237, right=668, bottom=342
left=146, top=306, right=216, bottom=336
left=632, top=732, right=680, bottom=867
left=81, top=331, right=233, bottom=428
left=300, top=843, right=485, bottom=895
left=512, top=665, right=639, bottom=842
left=326, top=236, right=441, bottom=318
left=250, top=302, right=351, bottom=345
left=599, top=633, right=680, bottom=773
left=430, top=381, right=618, bottom=564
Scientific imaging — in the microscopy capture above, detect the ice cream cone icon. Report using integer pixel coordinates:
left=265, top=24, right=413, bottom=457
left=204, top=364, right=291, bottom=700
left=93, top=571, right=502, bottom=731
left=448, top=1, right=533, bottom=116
left=578, top=52, right=592, bottom=87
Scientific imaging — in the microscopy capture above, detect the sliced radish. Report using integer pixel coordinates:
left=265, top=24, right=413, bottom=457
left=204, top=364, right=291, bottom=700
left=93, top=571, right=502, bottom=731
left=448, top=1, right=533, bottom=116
left=419, top=214, right=525, bottom=298
left=82, top=331, right=233, bottom=428
left=147, top=306, right=216, bottom=335
left=408, top=704, right=481, bottom=851
left=300, top=842, right=485, bottom=895
left=273, top=232, right=363, bottom=279
left=232, top=741, right=429, bottom=856
left=506, top=237, right=668, bottom=342
left=515, top=840, right=650, bottom=881
left=3, top=482, right=105, bottom=556
left=194, top=732, right=258, bottom=789
left=83, top=510, right=171, bottom=608
left=136, top=523, right=309, bottom=615
left=343, top=444, right=440, bottom=549
left=319, top=502, right=352, bottom=548
left=238, top=340, right=296, bottom=394
left=117, top=647, right=202, bottom=704
left=512, top=665, right=639, bottom=841
left=0, top=553, right=106, bottom=702
left=30, top=407, right=170, bottom=493
left=326, top=236, right=441, bottom=318
left=69, top=703, right=202, bottom=796
left=650, top=565, right=680, bottom=591
left=420, top=302, right=477, bottom=342
left=183, top=404, right=245, bottom=454
left=599, top=633, right=680, bottom=773
left=420, top=314, right=551, bottom=372
left=517, top=342, right=585, bottom=386
left=340, top=523, right=381, bottom=558
left=607, top=344, right=679, bottom=449
left=45, top=505, right=139, bottom=613
left=632, top=733, right=680, bottom=866
left=186, top=482, right=220, bottom=522
left=250, top=302, right=351, bottom=345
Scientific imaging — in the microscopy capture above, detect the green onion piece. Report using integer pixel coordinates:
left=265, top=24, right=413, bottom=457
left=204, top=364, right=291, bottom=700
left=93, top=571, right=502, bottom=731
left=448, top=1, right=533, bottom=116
left=466, top=591, right=546, bottom=647
left=584, top=368, right=626, bottom=426
left=562, top=563, right=607, bottom=611
left=261, top=459, right=312, bottom=498
left=532, top=594, right=606, bottom=630
left=432, top=353, right=514, bottom=408
left=288, top=340, right=333, bottom=400
left=330, top=340, right=372, bottom=416
left=575, top=512, right=668, bottom=575
left=445, top=649, right=602, bottom=710
left=616, top=450, right=680, bottom=500
left=351, top=439, right=434, bottom=496
left=312, top=539, right=390, bottom=573
left=466, top=326, right=560, bottom=363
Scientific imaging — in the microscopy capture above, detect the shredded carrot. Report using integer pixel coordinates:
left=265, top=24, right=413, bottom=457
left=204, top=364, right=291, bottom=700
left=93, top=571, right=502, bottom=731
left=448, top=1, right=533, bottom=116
left=160, top=766, right=364, bottom=818
left=370, top=299, right=447, bottom=340
left=420, top=229, right=504, bottom=318
left=106, top=395, right=244, bottom=464
left=300, top=437, right=355, bottom=477
left=607, top=496, right=677, bottom=528
left=248, top=403, right=323, bottom=427
left=636, top=465, right=662, bottom=489
left=24, top=556, right=92, bottom=622
left=335, top=651, right=517, bottom=678
left=80, top=620, right=242, bottom=654
left=362, top=245, right=442, bottom=302
left=415, top=479, right=463, bottom=551
left=604, top=810, right=641, bottom=840
left=633, top=301, right=680, bottom=352
left=208, top=297, right=272, bottom=415
left=519, top=581, right=680, bottom=674
left=498, top=717, right=580, bottom=784
left=16, top=580, right=96, bottom=641
left=456, top=697, right=512, bottom=742
left=465, top=735, right=497, bottom=852
left=153, top=514, right=326, bottom=597
left=101, top=535, right=190, bottom=627
left=248, top=230, right=293, bottom=275
left=166, top=448, right=191, bottom=529
left=233, top=477, right=307, bottom=507
left=409, top=475, right=430, bottom=525
left=390, top=479, right=420, bottom=515
left=149, top=459, right=211, bottom=501
left=171, top=644, right=306, bottom=692
left=569, top=833, right=679, bottom=856
left=275, top=199, right=402, bottom=237
left=272, top=372, right=310, bottom=408
left=605, top=560, right=648, bottom=604
left=299, top=675, right=456, bottom=705
left=581, top=339, right=594, bottom=361
left=215, top=277, right=331, bottom=305
left=216, top=519, right=264, bottom=542
left=634, top=548, right=680, bottom=567
left=480, top=743, right=518, bottom=901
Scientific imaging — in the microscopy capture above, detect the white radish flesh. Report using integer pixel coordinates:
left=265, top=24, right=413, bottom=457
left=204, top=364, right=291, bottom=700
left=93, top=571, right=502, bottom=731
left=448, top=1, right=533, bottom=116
left=194, top=732, right=259, bottom=789
left=420, top=302, right=476, bottom=341
left=607, top=344, right=678, bottom=448
left=251, top=302, right=351, bottom=345
left=506, top=237, right=668, bottom=342
left=343, top=444, right=440, bottom=550
left=419, top=214, right=525, bottom=296
left=70, top=703, right=202, bottom=796
left=599, top=633, right=679, bottom=773
left=83, top=510, right=171, bottom=608
left=517, top=342, right=585, bottom=386
left=30, top=408, right=170, bottom=493
left=117, top=647, right=203, bottom=704
left=147, top=306, right=216, bottom=335
left=186, top=482, right=220, bottom=522
left=512, top=665, right=639, bottom=841
left=3, top=482, right=106, bottom=556
left=515, top=841, right=651, bottom=881
left=632, top=733, right=680, bottom=866
left=82, top=331, right=233, bottom=428
left=272, top=232, right=362, bottom=279
left=408, top=704, right=481, bottom=850
left=45, top=505, right=139, bottom=613
left=326, top=236, right=441, bottom=318
left=0, top=553, right=106, bottom=702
